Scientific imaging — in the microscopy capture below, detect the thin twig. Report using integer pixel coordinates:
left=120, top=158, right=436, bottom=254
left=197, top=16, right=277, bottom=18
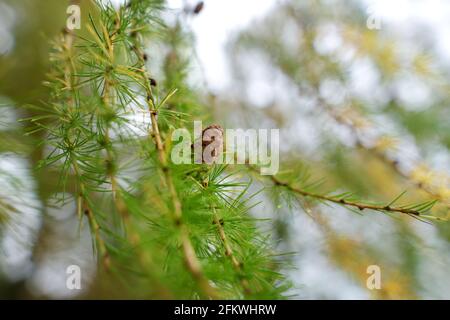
left=73, top=158, right=111, bottom=269
left=248, top=165, right=423, bottom=216
left=212, top=208, right=251, bottom=295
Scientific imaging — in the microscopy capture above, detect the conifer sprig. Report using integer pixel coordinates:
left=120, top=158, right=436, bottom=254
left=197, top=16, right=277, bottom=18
left=248, top=165, right=438, bottom=218
left=61, top=0, right=111, bottom=269
left=25, top=0, right=290, bottom=299
left=212, top=207, right=252, bottom=295
left=126, top=2, right=218, bottom=298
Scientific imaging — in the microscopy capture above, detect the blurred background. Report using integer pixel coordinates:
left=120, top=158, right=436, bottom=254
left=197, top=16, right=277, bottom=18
left=0, top=0, right=449, bottom=299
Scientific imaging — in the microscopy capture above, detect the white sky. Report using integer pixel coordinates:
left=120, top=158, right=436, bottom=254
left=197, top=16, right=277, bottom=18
left=168, top=0, right=280, bottom=90
left=104, top=0, right=450, bottom=92
left=164, top=0, right=450, bottom=92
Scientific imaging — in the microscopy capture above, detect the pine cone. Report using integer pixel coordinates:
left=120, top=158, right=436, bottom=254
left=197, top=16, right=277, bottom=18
left=192, top=124, right=223, bottom=164
left=202, top=124, right=223, bottom=163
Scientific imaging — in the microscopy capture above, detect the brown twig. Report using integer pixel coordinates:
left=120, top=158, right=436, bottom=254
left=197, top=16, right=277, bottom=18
left=248, top=165, right=423, bottom=216
left=73, top=162, right=111, bottom=270
left=212, top=209, right=251, bottom=295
